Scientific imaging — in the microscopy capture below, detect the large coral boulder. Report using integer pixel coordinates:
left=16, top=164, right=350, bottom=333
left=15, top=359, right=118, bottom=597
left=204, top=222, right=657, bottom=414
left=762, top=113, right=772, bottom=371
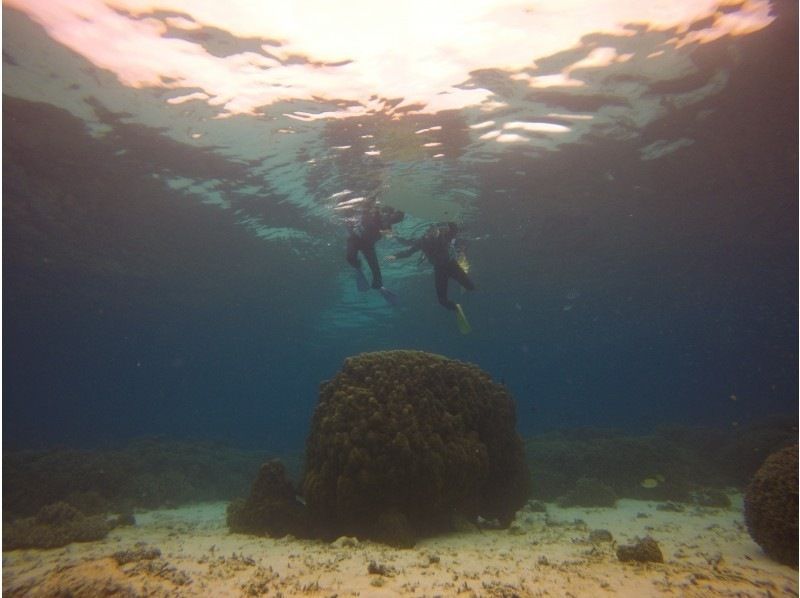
left=301, top=350, right=530, bottom=546
left=744, top=445, right=798, bottom=567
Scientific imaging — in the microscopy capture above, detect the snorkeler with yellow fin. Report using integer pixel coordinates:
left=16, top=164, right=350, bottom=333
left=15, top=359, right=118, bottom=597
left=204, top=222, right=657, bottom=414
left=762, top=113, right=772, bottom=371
left=454, top=250, right=472, bottom=333
left=388, top=221, right=475, bottom=334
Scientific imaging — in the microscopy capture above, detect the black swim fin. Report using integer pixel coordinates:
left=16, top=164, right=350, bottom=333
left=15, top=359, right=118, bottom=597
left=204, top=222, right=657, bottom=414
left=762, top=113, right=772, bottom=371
left=354, top=268, right=370, bottom=292
left=378, top=287, right=399, bottom=306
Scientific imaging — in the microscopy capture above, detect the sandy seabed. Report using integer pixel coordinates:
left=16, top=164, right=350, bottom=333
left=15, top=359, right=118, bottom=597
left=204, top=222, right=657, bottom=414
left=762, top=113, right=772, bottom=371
left=3, top=494, right=797, bottom=597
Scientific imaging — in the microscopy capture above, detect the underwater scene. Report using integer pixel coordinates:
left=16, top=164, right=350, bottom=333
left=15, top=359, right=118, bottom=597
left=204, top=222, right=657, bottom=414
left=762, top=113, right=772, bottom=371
left=3, top=0, right=798, bottom=596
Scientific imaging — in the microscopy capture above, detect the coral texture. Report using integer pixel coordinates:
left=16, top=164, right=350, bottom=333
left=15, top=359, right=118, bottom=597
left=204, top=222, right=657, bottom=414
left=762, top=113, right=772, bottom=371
left=3, top=501, right=115, bottom=550
left=616, top=536, right=664, bottom=563
left=524, top=417, right=796, bottom=502
left=3, top=438, right=267, bottom=518
left=227, top=459, right=309, bottom=538
left=744, top=444, right=798, bottom=567
left=301, top=350, right=529, bottom=545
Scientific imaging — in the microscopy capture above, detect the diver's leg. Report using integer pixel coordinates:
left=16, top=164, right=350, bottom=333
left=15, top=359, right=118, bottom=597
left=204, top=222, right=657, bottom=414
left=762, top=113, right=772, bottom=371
left=362, top=243, right=383, bottom=289
left=450, top=262, right=475, bottom=291
left=435, top=265, right=456, bottom=310
left=446, top=262, right=472, bottom=333
left=347, top=236, right=370, bottom=291
left=346, top=236, right=361, bottom=269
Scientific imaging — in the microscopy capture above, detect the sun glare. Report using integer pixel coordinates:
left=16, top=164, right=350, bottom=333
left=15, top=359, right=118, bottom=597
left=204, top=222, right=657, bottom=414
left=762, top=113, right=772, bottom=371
left=5, top=0, right=775, bottom=120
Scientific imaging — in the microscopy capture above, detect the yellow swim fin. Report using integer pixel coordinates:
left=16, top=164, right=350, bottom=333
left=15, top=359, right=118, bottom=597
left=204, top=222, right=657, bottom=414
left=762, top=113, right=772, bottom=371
left=457, top=252, right=470, bottom=274
left=455, top=303, right=472, bottom=335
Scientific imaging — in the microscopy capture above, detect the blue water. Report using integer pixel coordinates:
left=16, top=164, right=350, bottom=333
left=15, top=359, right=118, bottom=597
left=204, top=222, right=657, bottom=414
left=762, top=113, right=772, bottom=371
left=3, top=2, right=797, bottom=454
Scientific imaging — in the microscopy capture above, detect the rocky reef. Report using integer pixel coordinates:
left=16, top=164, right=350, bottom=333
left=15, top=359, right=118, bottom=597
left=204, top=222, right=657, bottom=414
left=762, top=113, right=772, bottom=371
left=231, top=351, right=530, bottom=547
left=227, top=459, right=309, bottom=538
left=3, top=501, right=121, bottom=550
left=525, top=416, right=796, bottom=504
left=3, top=438, right=271, bottom=521
left=745, top=444, right=798, bottom=567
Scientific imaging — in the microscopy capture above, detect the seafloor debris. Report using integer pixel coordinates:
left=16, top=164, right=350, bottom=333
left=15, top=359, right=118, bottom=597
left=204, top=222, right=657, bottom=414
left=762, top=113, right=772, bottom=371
left=588, top=528, right=614, bottom=543
left=368, top=560, right=394, bottom=576
left=616, top=536, right=664, bottom=563
left=112, top=544, right=162, bottom=565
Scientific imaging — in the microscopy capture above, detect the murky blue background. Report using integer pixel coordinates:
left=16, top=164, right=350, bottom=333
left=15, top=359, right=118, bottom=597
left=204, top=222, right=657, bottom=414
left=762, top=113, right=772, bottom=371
left=4, top=2, right=797, bottom=453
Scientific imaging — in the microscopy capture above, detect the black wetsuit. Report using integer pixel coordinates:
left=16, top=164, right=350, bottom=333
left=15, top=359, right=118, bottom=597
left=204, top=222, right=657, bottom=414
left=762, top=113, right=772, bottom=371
left=394, top=224, right=475, bottom=310
left=346, top=207, right=390, bottom=289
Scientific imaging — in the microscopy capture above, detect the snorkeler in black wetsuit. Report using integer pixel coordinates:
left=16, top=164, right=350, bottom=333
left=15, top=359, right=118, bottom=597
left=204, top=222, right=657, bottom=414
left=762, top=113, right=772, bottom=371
left=388, top=222, right=474, bottom=332
left=345, top=201, right=404, bottom=303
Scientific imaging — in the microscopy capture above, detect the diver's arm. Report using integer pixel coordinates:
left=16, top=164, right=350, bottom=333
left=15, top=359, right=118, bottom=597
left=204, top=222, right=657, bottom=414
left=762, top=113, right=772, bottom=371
left=393, top=235, right=417, bottom=247
left=388, top=243, right=420, bottom=260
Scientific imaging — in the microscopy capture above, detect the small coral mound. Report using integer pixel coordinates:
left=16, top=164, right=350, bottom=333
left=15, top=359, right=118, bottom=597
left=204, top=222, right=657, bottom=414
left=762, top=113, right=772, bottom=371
left=227, top=460, right=309, bottom=538
left=616, top=536, right=664, bottom=563
left=744, top=445, right=798, bottom=567
left=3, top=501, right=115, bottom=550
left=302, top=350, right=530, bottom=546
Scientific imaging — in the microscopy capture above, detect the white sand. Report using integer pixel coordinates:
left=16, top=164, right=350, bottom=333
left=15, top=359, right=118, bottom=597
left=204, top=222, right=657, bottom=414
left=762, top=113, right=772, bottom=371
left=3, top=494, right=797, bottom=597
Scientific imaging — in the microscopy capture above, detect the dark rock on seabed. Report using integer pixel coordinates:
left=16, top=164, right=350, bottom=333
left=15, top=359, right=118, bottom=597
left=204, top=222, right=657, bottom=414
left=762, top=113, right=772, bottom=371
left=744, top=444, right=798, bottom=567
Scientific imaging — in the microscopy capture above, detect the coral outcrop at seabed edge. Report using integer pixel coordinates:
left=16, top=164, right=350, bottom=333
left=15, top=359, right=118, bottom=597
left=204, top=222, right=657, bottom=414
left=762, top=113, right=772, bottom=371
left=227, top=459, right=310, bottom=538
left=744, top=444, right=798, bottom=568
left=2, top=438, right=269, bottom=519
left=524, top=416, right=797, bottom=503
left=2, top=501, right=120, bottom=550
left=300, top=350, right=530, bottom=547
